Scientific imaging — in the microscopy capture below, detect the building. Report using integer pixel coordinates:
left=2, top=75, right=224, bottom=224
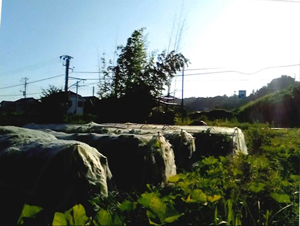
left=0, top=98, right=40, bottom=113
left=0, top=101, right=16, bottom=113
left=15, top=98, right=40, bottom=113
left=67, top=91, right=85, bottom=115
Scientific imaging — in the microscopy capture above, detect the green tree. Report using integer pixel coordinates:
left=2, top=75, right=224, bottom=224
left=98, top=28, right=189, bottom=123
left=40, top=85, right=67, bottom=123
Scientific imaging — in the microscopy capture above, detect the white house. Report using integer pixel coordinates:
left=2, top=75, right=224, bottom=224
left=67, top=91, right=85, bottom=115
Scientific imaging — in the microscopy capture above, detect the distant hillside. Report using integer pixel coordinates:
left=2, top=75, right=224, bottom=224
left=181, top=75, right=298, bottom=112
left=237, top=84, right=300, bottom=127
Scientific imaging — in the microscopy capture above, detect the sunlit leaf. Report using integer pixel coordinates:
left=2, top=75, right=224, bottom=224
left=71, top=204, right=89, bottom=225
left=164, top=213, right=184, bottom=223
left=290, top=174, right=299, bottom=181
left=18, top=204, right=43, bottom=225
left=94, top=209, right=112, bottom=225
left=189, top=189, right=207, bottom=203
left=207, top=195, right=222, bottom=203
left=168, top=174, right=181, bottom=183
left=219, top=156, right=227, bottom=163
left=202, top=156, right=218, bottom=165
left=52, top=204, right=89, bottom=226
left=52, top=212, right=68, bottom=226
left=177, top=181, right=191, bottom=194
left=248, top=182, right=266, bottom=193
left=270, top=193, right=291, bottom=203
left=118, top=200, right=137, bottom=212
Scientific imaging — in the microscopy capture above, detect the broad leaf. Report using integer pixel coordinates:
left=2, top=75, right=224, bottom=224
left=270, top=193, right=291, bottom=203
left=94, top=209, right=112, bottom=225
left=17, top=204, right=43, bottom=225
left=118, top=200, right=137, bottom=212
left=207, top=195, right=222, bottom=203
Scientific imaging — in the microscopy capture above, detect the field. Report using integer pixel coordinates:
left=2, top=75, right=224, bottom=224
left=16, top=123, right=300, bottom=225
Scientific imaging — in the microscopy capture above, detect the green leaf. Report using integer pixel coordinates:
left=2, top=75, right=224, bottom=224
left=168, top=174, right=181, bottom=183
left=248, top=182, right=266, bottom=193
left=17, top=204, right=43, bottom=225
left=202, top=156, right=218, bottom=165
left=207, top=195, right=222, bottom=203
left=52, top=204, right=89, bottom=226
left=139, top=192, right=168, bottom=223
left=93, top=209, right=112, bottom=225
left=177, top=181, right=191, bottom=194
left=118, top=200, right=137, bottom=212
left=290, top=174, right=299, bottom=181
left=219, top=156, right=227, bottom=163
left=164, top=213, right=184, bottom=223
left=138, top=192, right=153, bottom=208
left=189, top=189, right=207, bottom=203
left=71, top=204, right=89, bottom=225
left=52, top=212, right=68, bottom=226
left=270, top=193, right=291, bottom=203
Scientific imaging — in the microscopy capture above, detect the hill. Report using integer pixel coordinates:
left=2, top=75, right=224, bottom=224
left=181, top=75, right=298, bottom=112
left=237, top=84, right=300, bottom=127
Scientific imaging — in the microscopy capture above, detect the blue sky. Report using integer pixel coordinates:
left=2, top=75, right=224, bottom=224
left=1, top=0, right=300, bottom=102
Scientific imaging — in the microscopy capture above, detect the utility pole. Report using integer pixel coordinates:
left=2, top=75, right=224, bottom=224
left=92, top=86, right=95, bottom=96
left=21, top=77, right=29, bottom=98
left=75, top=81, right=79, bottom=114
left=181, top=66, right=184, bottom=123
left=60, top=55, right=73, bottom=93
left=68, top=78, right=86, bottom=115
left=60, top=55, right=73, bottom=114
left=114, top=66, right=119, bottom=97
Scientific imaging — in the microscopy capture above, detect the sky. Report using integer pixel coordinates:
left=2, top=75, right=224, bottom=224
left=1, top=0, right=300, bottom=102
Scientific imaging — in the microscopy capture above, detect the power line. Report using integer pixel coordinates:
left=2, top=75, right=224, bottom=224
left=73, top=63, right=300, bottom=77
left=175, top=64, right=300, bottom=77
left=0, top=94, right=23, bottom=97
left=0, top=83, right=23, bottom=90
left=73, top=71, right=100, bottom=74
left=255, top=0, right=300, bottom=2
left=28, top=74, right=64, bottom=84
left=0, top=74, right=64, bottom=90
left=1, top=58, right=59, bottom=76
left=185, top=67, right=224, bottom=71
left=182, top=78, right=274, bottom=82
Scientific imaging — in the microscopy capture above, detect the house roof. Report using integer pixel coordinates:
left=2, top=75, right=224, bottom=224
left=68, top=91, right=83, bottom=97
left=15, top=97, right=39, bottom=103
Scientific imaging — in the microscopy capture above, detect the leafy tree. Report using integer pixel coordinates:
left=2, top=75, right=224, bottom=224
left=40, top=85, right=67, bottom=123
left=98, top=28, right=189, bottom=123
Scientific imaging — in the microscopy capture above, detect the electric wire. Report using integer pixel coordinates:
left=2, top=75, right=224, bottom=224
left=0, top=74, right=64, bottom=90
left=2, top=58, right=59, bottom=76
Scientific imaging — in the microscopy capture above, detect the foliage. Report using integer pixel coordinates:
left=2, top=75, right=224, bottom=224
left=40, top=85, right=68, bottom=123
left=237, top=84, right=300, bottom=127
left=52, top=204, right=90, bottom=225
left=17, top=204, right=43, bottom=225
left=99, top=28, right=189, bottom=99
left=181, top=76, right=298, bottom=112
left=97, top=28, right=189, bottom=123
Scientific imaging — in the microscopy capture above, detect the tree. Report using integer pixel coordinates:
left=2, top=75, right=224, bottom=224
left=40, top=85, right=67, bottom=123
left=99, top=28, right=189, bottom=99
left=98, top=28, right=189, bottom=123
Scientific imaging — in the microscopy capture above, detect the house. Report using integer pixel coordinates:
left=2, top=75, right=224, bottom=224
left=15, top=98, right=40, bottom=113
left=67, top=91, right=85, bottom=115
left=0, top=98, right=40, bottom=113
left=0, top=101, right=15, bottom=113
